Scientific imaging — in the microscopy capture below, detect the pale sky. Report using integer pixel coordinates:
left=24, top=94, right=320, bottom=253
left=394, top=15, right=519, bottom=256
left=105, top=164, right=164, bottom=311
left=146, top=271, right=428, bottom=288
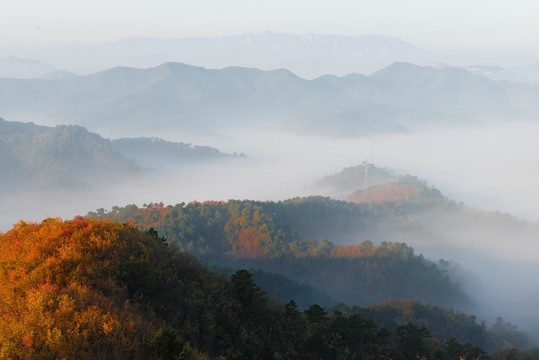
left=1, top=0, right=538, bottom=59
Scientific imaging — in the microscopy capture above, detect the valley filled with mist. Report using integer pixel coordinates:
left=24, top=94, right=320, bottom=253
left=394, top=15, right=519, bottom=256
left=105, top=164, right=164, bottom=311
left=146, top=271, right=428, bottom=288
left=2, top=29, right=539, bottom=359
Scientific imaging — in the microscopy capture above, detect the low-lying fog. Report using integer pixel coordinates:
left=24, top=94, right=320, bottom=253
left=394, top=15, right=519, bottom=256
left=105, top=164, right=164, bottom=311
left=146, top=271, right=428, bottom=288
left=2, top=120, right=539, bottom=336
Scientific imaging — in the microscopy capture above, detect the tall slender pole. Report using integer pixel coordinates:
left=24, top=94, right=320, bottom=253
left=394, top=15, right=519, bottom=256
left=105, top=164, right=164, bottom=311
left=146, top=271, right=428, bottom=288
left=364, top=161, right=369, bottom=189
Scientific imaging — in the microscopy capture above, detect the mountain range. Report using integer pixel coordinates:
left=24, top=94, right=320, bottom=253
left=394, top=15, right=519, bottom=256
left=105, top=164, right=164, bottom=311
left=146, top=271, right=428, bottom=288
left=32, top=32, right=436, bottom=78
left=6, top=32, right=539, bottom=82
left=2, top=61, right=539, bottom=138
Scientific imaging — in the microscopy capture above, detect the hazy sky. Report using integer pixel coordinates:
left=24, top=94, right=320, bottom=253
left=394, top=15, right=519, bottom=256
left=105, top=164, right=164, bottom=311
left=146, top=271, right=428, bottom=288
left=2, top=0, right=538, bottom=59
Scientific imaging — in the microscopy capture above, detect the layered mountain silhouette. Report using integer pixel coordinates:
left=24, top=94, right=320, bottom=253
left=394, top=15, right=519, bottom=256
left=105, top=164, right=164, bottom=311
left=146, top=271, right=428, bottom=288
left=2, top=61, right=538, bottom=137
left=34, top=32, right=436, bottom=77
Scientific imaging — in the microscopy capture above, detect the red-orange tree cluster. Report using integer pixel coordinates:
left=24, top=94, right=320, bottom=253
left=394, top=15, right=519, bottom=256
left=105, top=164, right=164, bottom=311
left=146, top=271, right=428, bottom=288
left=0, top=217, right=241, bottom=359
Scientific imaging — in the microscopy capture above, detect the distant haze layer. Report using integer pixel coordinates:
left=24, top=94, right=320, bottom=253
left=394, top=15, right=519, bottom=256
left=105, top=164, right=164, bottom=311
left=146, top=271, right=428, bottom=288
left=2, top=121, right=539, bottom=228
left=2, top=33, right=538, bottom=80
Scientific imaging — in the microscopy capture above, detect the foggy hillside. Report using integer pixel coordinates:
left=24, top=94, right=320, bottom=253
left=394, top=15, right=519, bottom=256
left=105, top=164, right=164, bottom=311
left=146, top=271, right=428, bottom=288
left=110, top=137, right=245, bottom=171
left=314, top=162, right=539, bottom=333
left=2, top=62, right=539, bottom=138
left=0, top=118, right=137, bottom=190
left=85, top=191, right=539, bottom=338
left=0, top=118, right=243, bottom=191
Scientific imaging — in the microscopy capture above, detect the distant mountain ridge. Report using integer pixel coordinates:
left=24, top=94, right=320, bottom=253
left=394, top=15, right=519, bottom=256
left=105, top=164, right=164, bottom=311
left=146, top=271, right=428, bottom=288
left=2, top=61, right=539, bottom=138
left=35, top=32, right=436, bottom=78
left=9, top=32, right=539, bottom=83
left=118, top=32, right=434, bottom=77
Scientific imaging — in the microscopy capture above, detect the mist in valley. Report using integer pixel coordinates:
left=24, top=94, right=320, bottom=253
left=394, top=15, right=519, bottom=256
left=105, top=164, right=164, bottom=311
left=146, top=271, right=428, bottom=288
left=2, top=119, right=539, bottom=337
left=3, top=3, right=539, bottom=358
left=3, top=2, right=539, bottom=350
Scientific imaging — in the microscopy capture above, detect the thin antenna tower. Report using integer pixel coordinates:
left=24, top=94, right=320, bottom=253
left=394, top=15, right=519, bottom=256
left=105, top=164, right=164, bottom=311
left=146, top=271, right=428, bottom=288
left=371, top=140, right=374, bottom=164
left=363, top=160, right=369, bottom=189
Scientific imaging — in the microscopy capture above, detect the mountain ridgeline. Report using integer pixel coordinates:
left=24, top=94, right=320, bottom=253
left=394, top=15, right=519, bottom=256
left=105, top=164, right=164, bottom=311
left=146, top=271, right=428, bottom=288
left=13, top=33, right=539, bottom=82
left=2, top=62, right=539, bottom=137
left=110, top=137, right=245, bottom=170
left=31, top=32, right=435, bottom=78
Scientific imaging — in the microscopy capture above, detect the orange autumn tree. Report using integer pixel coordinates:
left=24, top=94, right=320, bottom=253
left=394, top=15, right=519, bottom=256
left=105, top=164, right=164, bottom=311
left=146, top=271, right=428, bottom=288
left=0, top=217, right=247, bottom=359
left=0, top=218, right=159, bottom=359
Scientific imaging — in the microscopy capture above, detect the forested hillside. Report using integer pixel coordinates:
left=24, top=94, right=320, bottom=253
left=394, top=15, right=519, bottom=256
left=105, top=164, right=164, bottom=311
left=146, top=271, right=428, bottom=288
left=0, top=118, right=136, bottom=189
left=0, top=217, right=491, bottom=359
left=0, top=118, right=244, bottom=191
left=340, top=299, right=531, bottom=352
left=87, top=199, right=468, bottom=308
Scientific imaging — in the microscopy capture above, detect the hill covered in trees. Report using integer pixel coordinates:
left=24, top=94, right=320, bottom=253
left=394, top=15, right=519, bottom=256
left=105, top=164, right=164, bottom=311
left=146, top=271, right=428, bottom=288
left=316, top=162, right=444, bottom=203
left=0, top=118, right=244, bottom=191
left=87, top=199, right=469, bottom=309
left=0, top=217, right=500, bottom=359
left=0, top=118, right=137, bottom=190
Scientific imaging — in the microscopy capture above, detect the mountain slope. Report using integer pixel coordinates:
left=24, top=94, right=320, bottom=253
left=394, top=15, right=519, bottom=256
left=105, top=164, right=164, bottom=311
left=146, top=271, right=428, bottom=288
left=0, top=118, right=241, bottom=191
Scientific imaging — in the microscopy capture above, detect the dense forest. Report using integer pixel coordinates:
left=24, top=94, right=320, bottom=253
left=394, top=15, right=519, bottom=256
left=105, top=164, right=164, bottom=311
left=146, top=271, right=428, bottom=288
left=0, top=217, right=506, bottom=359
left=87, top=199, right=468, bottom=308
left=340, top=300, right=531, bottom=352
